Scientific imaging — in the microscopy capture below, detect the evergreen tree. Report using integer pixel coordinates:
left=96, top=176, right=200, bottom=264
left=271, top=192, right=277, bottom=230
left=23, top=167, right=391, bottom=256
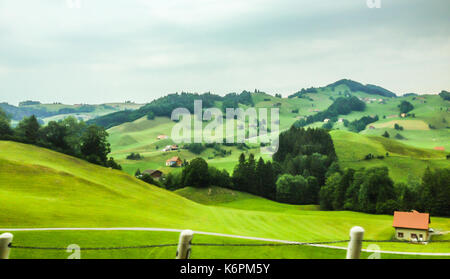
left=182, top=157, right=210, bottom=188
left=80, top=125, right=111, bottom=165
left=135, top=169, right=141, bottom=177
left=255, top=157, right=265, bottom=196
left=0, top=108, right=13, bottom=139
left=15, top=115, right=40, bottom=143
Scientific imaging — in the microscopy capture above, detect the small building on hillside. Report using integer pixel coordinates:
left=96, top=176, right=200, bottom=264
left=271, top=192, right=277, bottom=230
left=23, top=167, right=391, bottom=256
left=434, top=146, right=445, bottom=151
left=324, top=118, right=330, bottom=123
left=142, top=169, right=163, bottom=180
left=157, top=135, right=168, bottom=140
left=166, top=156, right=183, bottom=167
left=392, top=210, right=430, bottom=242
left=163, top=145, right=179, bottom=152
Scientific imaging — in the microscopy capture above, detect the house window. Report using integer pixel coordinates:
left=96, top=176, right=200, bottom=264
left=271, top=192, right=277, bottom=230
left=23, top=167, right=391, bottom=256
left=419, top=234, right=423, bottom=239
left=411, top=233, right=418, bottom=239
left=398, top=232, right=404, bottom=238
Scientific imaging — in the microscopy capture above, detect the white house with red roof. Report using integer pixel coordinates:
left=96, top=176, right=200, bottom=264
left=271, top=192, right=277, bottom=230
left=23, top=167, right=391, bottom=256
left=392, top=210, right=430, bottom=242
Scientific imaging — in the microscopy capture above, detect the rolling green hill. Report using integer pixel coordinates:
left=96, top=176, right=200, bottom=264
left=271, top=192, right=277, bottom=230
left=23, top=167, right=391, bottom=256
left=1, top=141, right=449, bottom=259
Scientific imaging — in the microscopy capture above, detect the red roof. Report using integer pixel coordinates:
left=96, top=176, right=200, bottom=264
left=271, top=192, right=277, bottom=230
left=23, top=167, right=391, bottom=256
left=166, top=156, right=181, bottom=163
left=392, top=211, right=430, bottom=230
left=434, top=146, right=445, bottom=151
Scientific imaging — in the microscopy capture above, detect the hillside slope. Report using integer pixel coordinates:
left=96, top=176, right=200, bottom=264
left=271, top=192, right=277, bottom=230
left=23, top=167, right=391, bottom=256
left=331, top=130, right=450, bottom=182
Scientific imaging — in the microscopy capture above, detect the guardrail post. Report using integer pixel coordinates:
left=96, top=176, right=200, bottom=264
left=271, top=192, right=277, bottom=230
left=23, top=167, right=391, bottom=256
left=346, top=226, right=364, bottom=259
left=0, top=233, right=13, bottom=259
left=176, top=230, right=194, bottom=259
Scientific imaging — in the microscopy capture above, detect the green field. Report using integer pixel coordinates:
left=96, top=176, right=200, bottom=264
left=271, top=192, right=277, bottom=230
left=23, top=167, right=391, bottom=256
left=0, top=141, right=449, bottom=259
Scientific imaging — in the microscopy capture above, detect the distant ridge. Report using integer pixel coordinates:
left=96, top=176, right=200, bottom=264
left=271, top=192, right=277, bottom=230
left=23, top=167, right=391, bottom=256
left=326, top=79, right=397, bottom=98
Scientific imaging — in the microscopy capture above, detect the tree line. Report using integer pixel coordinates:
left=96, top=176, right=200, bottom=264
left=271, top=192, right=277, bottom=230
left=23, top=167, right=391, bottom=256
left=319, top=166, right=449, bottom=216
left=0, top=109, right=121, bottom=170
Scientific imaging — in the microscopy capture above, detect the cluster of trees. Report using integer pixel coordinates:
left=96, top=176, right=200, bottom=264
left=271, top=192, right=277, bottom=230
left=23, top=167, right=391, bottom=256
left=126, top=153, right=143, bottom=160
left=294, top=96, right=366, bottom=127
left=364, top=153, right=386, bottom=160
left=221, top=91, right=254, bottom=112
left=346, top=115, right=379, bottom=132
left=182, top=142, right=232, bottom=157
left=394, top=123, right=404, bottom=131
left=398, top=101, right=414, bottom=114
left=183, top=143, right=206, bottom=154
left=0, top=110, right=121, bottom=170
left=319, top=167, right=449, bottom=216
left=18, top=100, right=41, bottom=106
left=439, top=90, right=450, bottom=101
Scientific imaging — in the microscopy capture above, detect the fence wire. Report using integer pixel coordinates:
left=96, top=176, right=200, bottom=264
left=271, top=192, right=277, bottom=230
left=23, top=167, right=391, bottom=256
left=8, top=239, right=450, bottom=251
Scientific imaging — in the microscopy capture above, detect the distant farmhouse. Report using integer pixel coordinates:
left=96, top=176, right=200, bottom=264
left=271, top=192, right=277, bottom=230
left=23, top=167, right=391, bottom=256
left=166, top=156, right=182, bottom=167
left=142, top=169, right=163, bottom=180
left=157, top=135, right=169, bottom=140
left=163, top=145, right=178, bottom=152
left=392, top=210, right=430, bottom=242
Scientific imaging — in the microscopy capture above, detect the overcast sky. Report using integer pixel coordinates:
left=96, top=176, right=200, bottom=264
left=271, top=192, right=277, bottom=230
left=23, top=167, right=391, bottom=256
left=0, top=0, right=449, bottom=105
